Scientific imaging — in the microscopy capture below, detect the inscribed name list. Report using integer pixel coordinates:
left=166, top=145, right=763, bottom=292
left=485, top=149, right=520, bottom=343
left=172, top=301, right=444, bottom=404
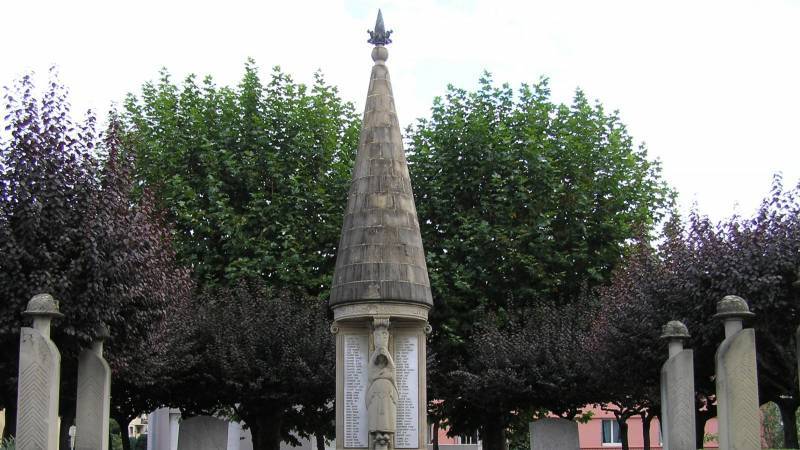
left=344, top=334, right=369, bottom=448
left=394, top=335, right=419, bottom=449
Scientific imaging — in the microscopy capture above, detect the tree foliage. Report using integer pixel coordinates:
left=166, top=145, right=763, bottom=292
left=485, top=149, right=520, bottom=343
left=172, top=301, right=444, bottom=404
left=121, top=62, right=356, bottom=450
left=0, top=73, right=191, bottom=445
left=123, top=60, right=359, bottom=294
left=596, top=177, right=800, bottom=448
left=198, top=282, right=334, bottom=450
left=406, top=74, right=673, bottom=450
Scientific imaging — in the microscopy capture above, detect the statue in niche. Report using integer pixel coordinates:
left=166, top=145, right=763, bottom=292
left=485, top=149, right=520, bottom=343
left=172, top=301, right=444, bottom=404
left=367, top=318, right=397, bottom=450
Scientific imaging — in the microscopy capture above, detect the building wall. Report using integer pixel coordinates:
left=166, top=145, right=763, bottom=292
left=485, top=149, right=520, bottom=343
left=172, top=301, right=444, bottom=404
left=576, top=405, right=719, bottom=449
left=431, top=405, right=720, bottom=449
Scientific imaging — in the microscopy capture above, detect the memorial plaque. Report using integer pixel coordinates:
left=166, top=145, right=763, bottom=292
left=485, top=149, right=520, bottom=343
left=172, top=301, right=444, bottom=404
left=394, top=334, right=419, bottom=449
left=344, top=334, right=369, bottom=448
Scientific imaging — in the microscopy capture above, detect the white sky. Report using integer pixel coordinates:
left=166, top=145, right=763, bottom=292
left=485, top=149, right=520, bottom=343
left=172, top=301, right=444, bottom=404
left=2, top=0, right=798, bottom=222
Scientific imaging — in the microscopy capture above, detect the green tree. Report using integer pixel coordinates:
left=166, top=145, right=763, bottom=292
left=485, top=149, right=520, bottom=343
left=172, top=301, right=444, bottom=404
left=123, top=60, right=359, bottom=293
left=122, top=61, right=358, bottom=450
left=406, top=74, right=673, bottom=450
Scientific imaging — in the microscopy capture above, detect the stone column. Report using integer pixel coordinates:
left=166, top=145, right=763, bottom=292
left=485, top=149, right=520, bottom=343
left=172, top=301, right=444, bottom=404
left=169, top=409, right=181, bottom=450
left=714, top=295, right=760, bottom=450
left=659, top=320, right=695, bottom=450
left=74, top=324, right=112, bottom=450
left=15, top=293, right=63, bottom=450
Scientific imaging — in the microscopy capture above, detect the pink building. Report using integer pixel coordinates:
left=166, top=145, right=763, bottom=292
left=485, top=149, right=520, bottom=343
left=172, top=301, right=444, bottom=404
left=432, top=404, right=720, bottom=449
left=576, top=405, right=718, bottom=449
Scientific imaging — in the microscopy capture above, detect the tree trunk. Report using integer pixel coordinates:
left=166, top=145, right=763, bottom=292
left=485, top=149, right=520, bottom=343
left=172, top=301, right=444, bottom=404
left=481, top=417, right=506, bottom=450
left=115, top=414, right=134, bottom=450
left=60, top=411, right=75, bottom=450
left=617, top=417, right=629, bottom=450
left=432, top=421, right=440, bottom=450
left=248, top=413, right=283, bottom=450
left=3, top=400, right=16, bottom=440
left=315, top=433, right=325, bottom=450
left=641, top=411, right=653, bottom=450
left=776, top=399, right=800, bottom=449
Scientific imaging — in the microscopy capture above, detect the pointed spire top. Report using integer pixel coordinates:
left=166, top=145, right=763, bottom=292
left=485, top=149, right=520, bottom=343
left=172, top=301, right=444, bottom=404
left=368, top=9, right=393, bottom=46
left=330, top=9, right=432, bottom=309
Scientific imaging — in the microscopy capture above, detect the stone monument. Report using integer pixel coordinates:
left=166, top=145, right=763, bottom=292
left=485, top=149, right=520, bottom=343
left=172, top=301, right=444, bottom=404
left=330, top=10, right=432, bottom=450
left=659, top=320, right=695, bottom=450
left=147, top=407, right=182, bottom=450
left=75, top=323, right=112, bottom=450
left=16, top=293, right=63, bottom=450
left=528, top=418, right=579, bottom=450
left=714, top=295, right=760, bottom=450
left=177, top=416, right=230, bottom=450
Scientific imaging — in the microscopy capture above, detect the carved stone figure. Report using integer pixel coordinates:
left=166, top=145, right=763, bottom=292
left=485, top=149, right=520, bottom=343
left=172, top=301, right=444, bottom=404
left=367, top=319, right=397, bottom=450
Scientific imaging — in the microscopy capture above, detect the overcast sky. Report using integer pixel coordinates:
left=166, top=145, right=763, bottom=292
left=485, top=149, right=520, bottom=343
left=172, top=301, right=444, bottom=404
left=2, top=0, right=798, bottom=222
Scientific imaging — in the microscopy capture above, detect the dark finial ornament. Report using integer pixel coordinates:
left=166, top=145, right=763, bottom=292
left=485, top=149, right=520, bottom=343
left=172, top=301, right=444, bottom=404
left=368, top=9, right=393, bottom=46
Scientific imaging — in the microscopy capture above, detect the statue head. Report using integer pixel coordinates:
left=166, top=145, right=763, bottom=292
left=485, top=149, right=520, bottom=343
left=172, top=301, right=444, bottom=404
left=373, top=318, right=390, bottom=350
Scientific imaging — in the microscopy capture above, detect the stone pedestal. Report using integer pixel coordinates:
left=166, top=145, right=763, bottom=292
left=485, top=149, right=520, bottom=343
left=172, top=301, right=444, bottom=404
left=148, top=407, right=182, bottom=450
left=529, top=418, right=578, bottom=450
left=333, top=306, right=429, bottom=450
left=75, top=325, right=111, bottom=450
left=659, top=321, right=695, bottom=450
left=15, top=294, right=63, bottom=450
left=714, top=295, right=760, bottom=450
left=177, top=416, right=229, bottom=450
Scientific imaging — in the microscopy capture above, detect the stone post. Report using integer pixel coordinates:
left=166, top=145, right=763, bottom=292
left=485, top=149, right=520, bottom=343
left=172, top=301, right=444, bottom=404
left=529, top=418, right=579, bottom=450
left=714, top=295, right=760, bottom=450
left=16, top=293, right=63, bottom=450
left=169, top=409, right=181, bottom=450
left=74, top=324, right=112, bottom=450
left=659, top=320, right=695, bottom=450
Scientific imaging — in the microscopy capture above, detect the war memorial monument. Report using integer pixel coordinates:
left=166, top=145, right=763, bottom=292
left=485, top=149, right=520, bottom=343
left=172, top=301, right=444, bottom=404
left=329, top=10, right=432, bottom=450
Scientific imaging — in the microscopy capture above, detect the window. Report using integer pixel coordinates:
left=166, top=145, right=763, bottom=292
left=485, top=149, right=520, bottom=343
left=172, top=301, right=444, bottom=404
left=602, top=419, right=622, bottom=444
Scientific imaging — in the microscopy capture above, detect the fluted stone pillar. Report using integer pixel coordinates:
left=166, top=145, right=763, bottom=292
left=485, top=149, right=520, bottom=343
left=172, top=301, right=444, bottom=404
left=659, top=321, right=695, bottom=450
left=15, top=293, right=63, bottom=450
left=75, top=324, right=112, bottom=450
left=714, top=295, right=760, bottom=450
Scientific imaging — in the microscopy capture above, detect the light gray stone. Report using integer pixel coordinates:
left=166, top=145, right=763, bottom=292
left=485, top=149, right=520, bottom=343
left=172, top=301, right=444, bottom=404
left=528, top=419, right=579, bottom=450
left=75, top=325, right=111, bottom=450
left=659, top=321, right=695, bottom=450
left=16, top=294, right=62, bottom=450
left=147, top=408, right=181, bottom=450
left=177, top=416, right=229, bottom=450
left=714, top=295, right=760, bottom=450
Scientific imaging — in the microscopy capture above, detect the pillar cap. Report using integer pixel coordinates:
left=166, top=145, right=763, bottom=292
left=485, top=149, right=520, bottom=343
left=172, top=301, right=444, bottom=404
left=94, top=323, right=111, bottom=341
left=713, top=295, right=755, bottom=320
left=22, top=293, right=64, bottom=319
left=660, top=320, right=690, bottom=340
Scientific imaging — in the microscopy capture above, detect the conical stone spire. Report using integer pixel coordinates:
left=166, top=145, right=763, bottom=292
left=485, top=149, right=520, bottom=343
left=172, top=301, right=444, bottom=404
left=330, top=12, right=432, bottom=307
